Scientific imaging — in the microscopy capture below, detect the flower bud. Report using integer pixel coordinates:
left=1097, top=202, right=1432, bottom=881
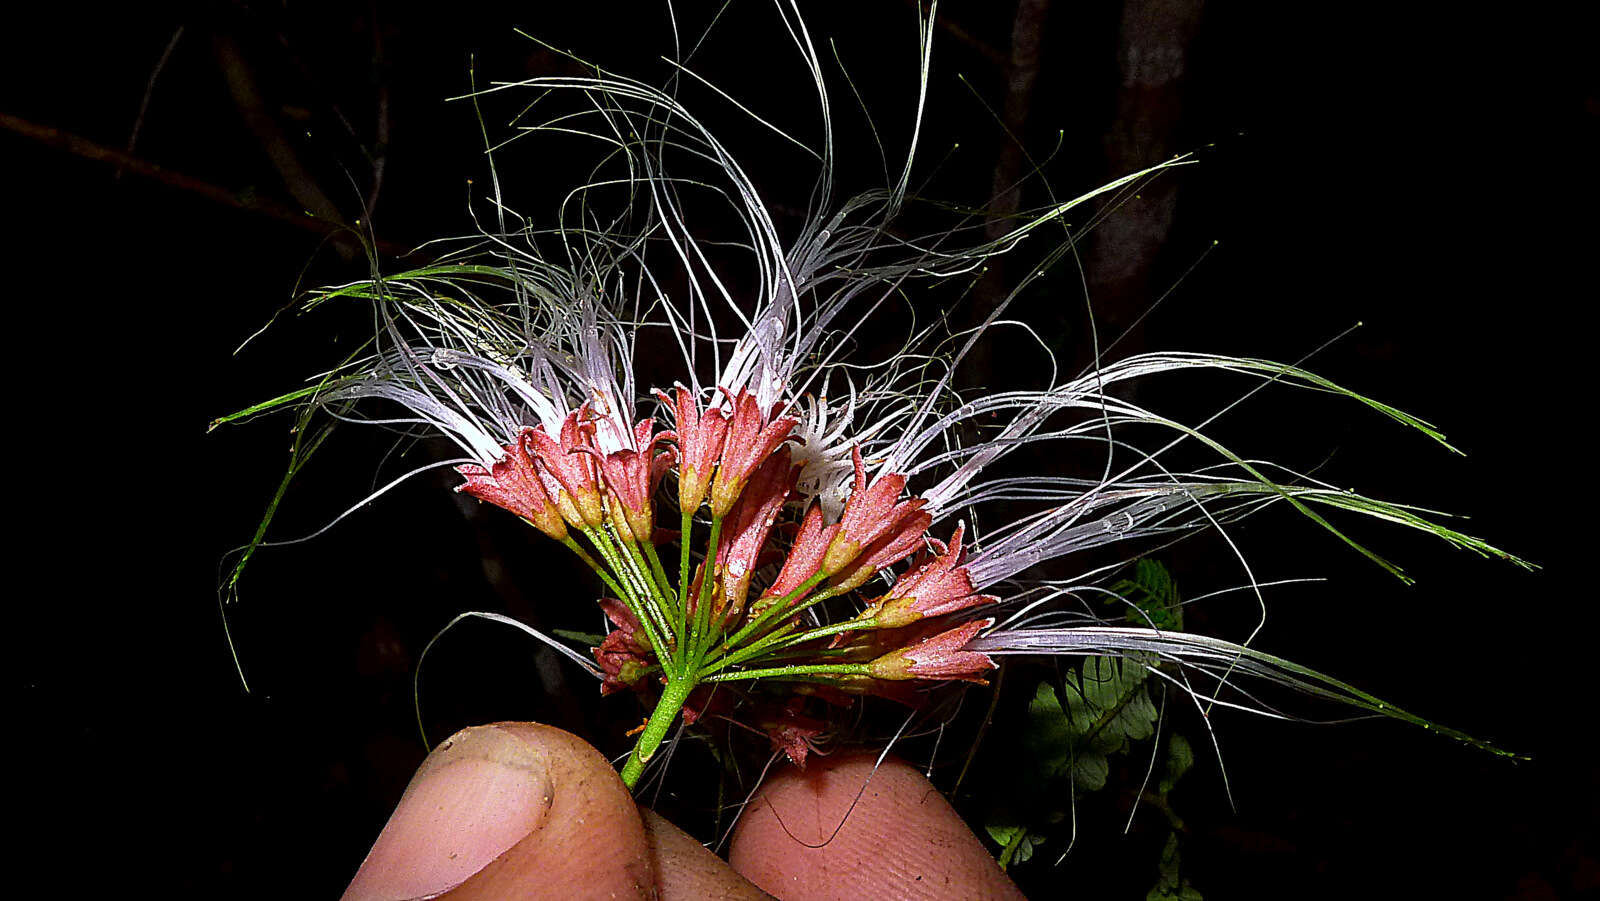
left=867, top=619, right=996, bottom=684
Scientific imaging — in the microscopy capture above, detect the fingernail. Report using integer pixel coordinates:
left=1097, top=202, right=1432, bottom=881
left=342, top=725, right=553, bottom=901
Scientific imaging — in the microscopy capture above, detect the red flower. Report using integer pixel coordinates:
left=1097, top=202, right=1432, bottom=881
left=826, top=508, right=933, bottom=594
left=867, top=618, right=996, bottom=684
left=589, top=418, right=676, bottom=543
left=865, top=523, right=997, bottom=628
left=759, top=501, right=837, bottom=606
left=754, top=445, right=936, bottom=607
left=454, top=428, right=568, bottom=539
left=716, top=448, right=798, bottom=616
left=524, top=411, right=607, bottom=529
left=592, top=598, right=656, bottom=696
left=820, top=447, right=930, bottom=590
left=709, top=389, right=797, bottom=518
left=657, top=386, right=729, bottom=514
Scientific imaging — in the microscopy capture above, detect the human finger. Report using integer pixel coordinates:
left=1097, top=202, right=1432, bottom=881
left=340, top=722, right=654, bottom=900
left=728, top=752, right=1025, bottom=900
left=640, top=807, right=776, bottom=900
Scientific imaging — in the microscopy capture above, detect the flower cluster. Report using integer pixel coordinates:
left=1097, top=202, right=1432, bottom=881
left=453, top=388, right=1001, bottom=777
left=222, top=5, right=1523, bottom=791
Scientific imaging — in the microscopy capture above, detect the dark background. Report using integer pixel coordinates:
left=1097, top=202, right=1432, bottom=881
left=9, top=2, right=1593, bottom=898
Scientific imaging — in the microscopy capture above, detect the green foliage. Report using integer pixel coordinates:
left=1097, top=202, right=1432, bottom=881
left=1111, top=558, right=1183, bottom=630
left=1158, top=733, right=1194, bottom=797
left=1026, top=658, right=1160, bottom=792
left=985, top=558, right=1202, bottom=895
left=1146, top=833, right=1203, bottom=901
left=985, top=823, right=1047, bottom=869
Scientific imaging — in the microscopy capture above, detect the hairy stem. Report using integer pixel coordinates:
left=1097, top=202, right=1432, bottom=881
left=619, top=675, right=696, bottom=789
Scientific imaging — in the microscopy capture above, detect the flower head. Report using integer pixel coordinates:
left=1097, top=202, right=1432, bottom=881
left=224, top=4, right=1526, bottom=799
left=587, top=418, right=675, bottom=544
left=525, top=413, right=607, bottom=530
left=821, top=448, right=930, bottom=582
left=716, top=447, right=798, bottom=616
left=758, top=501, right=835, bottom=607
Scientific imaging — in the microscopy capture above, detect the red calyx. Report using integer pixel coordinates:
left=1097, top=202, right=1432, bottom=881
left=524, top=411, right=607, bottom=529
left=589, top=418, right=676, bottom=543
left=454, top=427, right=569, bottom=540
left=868, top=523, right=997, bottom=628
left=716, top=447, right=799, bottom=617
left=709, top=389, right=797, bottom=519
left=867, top=618, right=996, bottom=684
left=658, top=386, right=730, bottom=515
left=820, top=447, right=930, bottom=590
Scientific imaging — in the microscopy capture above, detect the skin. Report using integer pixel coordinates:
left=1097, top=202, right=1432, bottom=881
left=342, top=722, right=1027, bottom=901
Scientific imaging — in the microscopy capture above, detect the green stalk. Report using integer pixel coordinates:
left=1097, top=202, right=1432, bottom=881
left=675, top=509, right=694, bottom=670
left=700, top=662, right=872, bottom=684
left=711, top=623, right=794, bottom=673
left=713, top=572, right=828, bottom=658
left=619, top=536, right=677, bottom=648
left=579, top=528, right=641, bottom=608
left=779, top=618, right=882, bottom=648
left=619, top=675, right=696, bottom=789
left=583, top=528, right=677, bottom=680
left=688, top=517, right=723, bottom=657
left=642, top=541, right=674, bottom=619
left=699, top=617, right=880, bottom=677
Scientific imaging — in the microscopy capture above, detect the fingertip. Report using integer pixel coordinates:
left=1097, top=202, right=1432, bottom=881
left=728, top=753, right=1024, bottom=900
left=640, top=808, right=776, bottom=900
left=342, top=722, right=654, bottom=901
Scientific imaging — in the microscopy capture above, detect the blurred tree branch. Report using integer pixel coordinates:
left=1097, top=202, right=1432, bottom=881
left=0, top=112, right=405, bottom=256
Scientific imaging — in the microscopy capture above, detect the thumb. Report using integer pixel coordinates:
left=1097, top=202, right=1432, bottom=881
left=341, top=722, right=654, bottom=901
